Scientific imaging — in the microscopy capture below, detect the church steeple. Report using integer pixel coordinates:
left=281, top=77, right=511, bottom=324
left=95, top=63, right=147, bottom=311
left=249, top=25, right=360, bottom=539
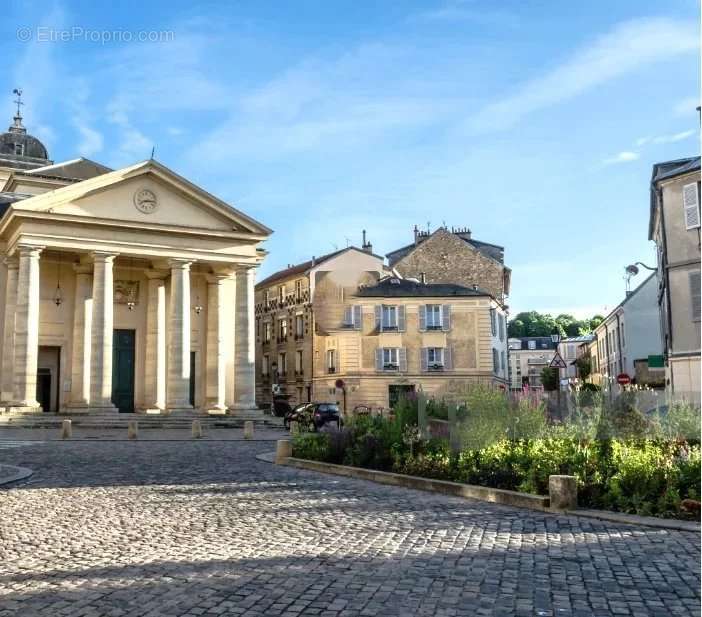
left=9, top=88, right=26, bottom=134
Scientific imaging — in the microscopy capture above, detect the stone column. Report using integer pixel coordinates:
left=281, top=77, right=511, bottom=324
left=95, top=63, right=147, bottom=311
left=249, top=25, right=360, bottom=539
left=68, top=264, right=93, bottom=408
left=89, top=252, right=117, bottom=411
left=12, top=245, right=42, bottom=410
left=166, top=259, right=192, bottom=411
left=205, top=274, right=227, bottom=414
left=231, top=266, right=258, bottom=413
left=144, top=270, right=167, bottom=413
left=1, top=257, right=18, bottom=403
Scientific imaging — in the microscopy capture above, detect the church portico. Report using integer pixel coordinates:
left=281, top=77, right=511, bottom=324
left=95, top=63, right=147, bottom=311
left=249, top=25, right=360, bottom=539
left=0, top=105, right=271, bottom=416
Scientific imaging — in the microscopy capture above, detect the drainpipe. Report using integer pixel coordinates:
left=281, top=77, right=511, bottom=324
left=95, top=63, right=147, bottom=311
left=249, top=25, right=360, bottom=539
left=615, top=311, right=623, bottom=375
left=658, top=186, right=675, bottom=393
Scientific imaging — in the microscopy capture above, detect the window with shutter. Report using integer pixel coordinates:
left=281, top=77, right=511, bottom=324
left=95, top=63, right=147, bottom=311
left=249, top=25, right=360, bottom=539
left=442, top=305, right=451, bottom=331
left=690, top=271, right=701, bottom=322
left=375, top=305, right=382, bottom=331
left=498, top=314, right=505, bottom=341
left=427, top=347, right=444, bottom=371
left=399, top=348, right=407, bottom=372
left=490, top=309, right=496, bottom=336
left=683, top=183, right=700, bottom=230
left=444, top=347, right=452, bottom=370
left=375, top=348, right=384, bottom=370
left=420, top=348, right=428, bottom=371
left=419, top=305, right=427, bottom=331
left=492, top=348, right=498, bottom=373
left=343, top=306, right=353, bottom=327
left=398, top=306, right=406, bottom=332
left=425, top=305, right=442, bottom=330
left=353, top=305, right=362, bottom=330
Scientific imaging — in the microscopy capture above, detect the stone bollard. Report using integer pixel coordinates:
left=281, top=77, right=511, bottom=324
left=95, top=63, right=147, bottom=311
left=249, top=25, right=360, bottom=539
left=192, top=419, right=203, bottom=439
left=549, top=475, right=577, bottom=510
left=275, top=439, right=292, bottom=464
left=244, top=420, right=254, bottom=440
left=290, top=420, right=299, bottom=435
left=127, top=420, right=139, bottom=440
left=61, top=419, right=72, bottom=440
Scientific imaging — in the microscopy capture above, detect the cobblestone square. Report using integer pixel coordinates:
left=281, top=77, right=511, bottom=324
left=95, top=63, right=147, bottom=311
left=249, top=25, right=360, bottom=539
left=1, top=440, right=699, bottom=616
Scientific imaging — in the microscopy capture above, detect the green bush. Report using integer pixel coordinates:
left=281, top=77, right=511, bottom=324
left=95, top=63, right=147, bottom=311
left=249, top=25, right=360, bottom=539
left=291, top=385, right=701, bottom=519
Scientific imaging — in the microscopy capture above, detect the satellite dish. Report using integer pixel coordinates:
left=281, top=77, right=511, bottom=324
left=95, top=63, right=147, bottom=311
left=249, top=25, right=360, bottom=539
left=625, top=264, right=639, bottom=276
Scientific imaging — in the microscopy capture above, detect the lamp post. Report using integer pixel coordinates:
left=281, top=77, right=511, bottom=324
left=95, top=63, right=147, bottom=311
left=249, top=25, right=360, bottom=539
left=551, top=329, right=563, bottom=417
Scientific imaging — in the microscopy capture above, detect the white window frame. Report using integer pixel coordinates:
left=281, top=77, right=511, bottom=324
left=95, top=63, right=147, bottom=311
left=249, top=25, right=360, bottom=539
left=326, top=349, right=336, bottom=373
left=425, top=305, right=442, bottom=330
left=382, top=305, right=398, bottom=330
left=295, top=313, right=304, bottom=337
left=383, top=348, right=399, bottom=369
left=427, top=347, right=444, bottom=369
left=279, top=318, right=287, bottom=340
left=683, top=182, right=701, bottom=230
left=263, top=321, right=271, bottom=342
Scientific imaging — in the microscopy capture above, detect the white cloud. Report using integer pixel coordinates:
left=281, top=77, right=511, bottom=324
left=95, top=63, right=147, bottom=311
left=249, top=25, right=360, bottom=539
left=650, top=129, right=696, bottom=144
left=411, top=0, right=517, bottom=27
left=74, top=123, right=103, bottom=156
left=466, top=17, right=699, bottom=133
left=673, top=96, right=700, bottom=117
left=603, top=151, right=640, bottom=165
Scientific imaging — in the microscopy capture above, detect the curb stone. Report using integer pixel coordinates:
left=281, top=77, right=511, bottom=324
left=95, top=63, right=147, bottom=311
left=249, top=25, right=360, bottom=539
left=263, top=452, right=702, bottom=533
left=0, top=465, right=33, bottom=486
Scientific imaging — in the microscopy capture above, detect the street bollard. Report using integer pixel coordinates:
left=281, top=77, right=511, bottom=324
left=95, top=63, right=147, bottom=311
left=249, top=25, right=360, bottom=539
left=61, top=419, right=72, bottom=440
left=244, top=420, right=254, bottom=440
left=275, top=439, right=292, bottom=464
left=192, top=419, right=203, bottom=439
left=127, top=420, right=139, bottom=440
left=549, top=475, right=577, bottom=510
left=290, top=420, right=299, bottom=435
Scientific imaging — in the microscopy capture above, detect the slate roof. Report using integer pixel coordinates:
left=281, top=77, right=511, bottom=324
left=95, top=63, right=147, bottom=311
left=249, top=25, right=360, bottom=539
left=356, top=277, right=492, bottom=298
left=649, top=156, right=701, bottom=239
left=509, top=337, right=558, bottom=351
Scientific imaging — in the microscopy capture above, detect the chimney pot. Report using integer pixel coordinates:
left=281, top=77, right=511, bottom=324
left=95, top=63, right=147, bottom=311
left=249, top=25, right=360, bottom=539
left=420, top=272, right=426, bottom=284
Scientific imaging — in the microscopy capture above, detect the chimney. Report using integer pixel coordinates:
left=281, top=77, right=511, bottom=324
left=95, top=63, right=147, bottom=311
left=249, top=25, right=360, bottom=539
left=361, top=229, right=373, bottom=254
left=311, top=255, right=316, bottom=266
left=420, top=272, right=426, bottom=284
left=413, top=224, right=420, bottom=245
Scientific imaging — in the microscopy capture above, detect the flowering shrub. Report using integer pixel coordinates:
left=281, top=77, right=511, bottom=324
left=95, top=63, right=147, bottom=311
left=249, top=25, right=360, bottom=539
left=291, top=386, right=701, bottom=519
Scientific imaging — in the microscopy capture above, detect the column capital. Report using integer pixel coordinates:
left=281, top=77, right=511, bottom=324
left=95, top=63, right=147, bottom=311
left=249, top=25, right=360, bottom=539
left=15, top=244, right=44, bottom=258
left=167, top=258, right=192, bottom=271
left=3, top=256, right=18, bottom=270
left=90, top=251, right=117, bottom=263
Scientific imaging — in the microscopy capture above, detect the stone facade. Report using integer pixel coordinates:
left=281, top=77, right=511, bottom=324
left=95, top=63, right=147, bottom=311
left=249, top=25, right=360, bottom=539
left=387, top=228, right=510, bottom=303
left=0, top=153, right=270, bottom=415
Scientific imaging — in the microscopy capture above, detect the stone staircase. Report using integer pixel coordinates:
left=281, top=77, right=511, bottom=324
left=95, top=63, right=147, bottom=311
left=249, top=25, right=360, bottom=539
left=0, top=411, right=285, bottom=430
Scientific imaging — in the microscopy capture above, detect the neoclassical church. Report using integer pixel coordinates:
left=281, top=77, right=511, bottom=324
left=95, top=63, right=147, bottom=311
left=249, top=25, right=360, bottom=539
left=0, top=95, right=270, bottom=415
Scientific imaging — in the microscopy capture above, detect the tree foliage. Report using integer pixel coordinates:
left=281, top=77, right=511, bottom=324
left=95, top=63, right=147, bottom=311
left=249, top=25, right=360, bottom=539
left=508, top=311, right=603, bottom=338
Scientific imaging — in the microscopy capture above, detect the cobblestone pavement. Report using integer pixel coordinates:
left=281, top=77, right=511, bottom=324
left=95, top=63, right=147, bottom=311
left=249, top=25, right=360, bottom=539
left=0, top=426, right=287, bottom=441
left=0, top=441, right=699, bottom=617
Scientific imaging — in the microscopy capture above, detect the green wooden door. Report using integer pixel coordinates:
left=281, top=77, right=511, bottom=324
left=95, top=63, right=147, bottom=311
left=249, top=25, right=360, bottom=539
left=112, top=329, right=135, bottom=413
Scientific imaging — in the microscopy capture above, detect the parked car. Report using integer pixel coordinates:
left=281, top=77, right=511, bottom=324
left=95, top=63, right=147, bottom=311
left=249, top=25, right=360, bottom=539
left=310, top=403, right=343, bottom=431
left=284, top=402, right=343, bottom=432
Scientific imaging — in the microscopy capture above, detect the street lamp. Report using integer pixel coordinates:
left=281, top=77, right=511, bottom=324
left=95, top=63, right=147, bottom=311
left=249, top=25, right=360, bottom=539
left=625, top=262, right=657, bottom=293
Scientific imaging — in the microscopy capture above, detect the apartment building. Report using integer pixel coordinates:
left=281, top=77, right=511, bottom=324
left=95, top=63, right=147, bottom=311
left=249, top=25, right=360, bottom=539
left=649, top=156, right=701, bottom=400
left=507, top=337, right=557, bottom=389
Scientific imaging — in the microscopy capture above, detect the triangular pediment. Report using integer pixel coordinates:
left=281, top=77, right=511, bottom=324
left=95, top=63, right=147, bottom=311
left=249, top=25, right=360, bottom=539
left=7, top=160, right=271, bottom=237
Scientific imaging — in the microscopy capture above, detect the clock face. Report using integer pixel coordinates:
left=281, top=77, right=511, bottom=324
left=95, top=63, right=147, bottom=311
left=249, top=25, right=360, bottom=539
left=134, top=188, right=158, bottom=214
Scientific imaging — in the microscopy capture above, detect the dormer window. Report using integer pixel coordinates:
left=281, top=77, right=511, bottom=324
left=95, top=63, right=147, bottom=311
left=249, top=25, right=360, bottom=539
left=14, top=143, right=23, bottom=156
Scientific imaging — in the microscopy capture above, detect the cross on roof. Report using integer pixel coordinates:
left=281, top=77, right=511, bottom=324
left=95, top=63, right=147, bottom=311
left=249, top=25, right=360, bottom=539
left=12, top=88, right=24, bottom=120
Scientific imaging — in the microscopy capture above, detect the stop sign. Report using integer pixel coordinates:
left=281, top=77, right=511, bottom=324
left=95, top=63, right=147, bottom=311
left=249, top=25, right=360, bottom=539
left=616, top=373, right=631, bottom=385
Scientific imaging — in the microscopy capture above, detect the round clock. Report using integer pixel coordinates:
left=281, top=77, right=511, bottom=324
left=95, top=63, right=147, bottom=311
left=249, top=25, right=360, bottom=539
left=133, top=188, right=158, bottom=214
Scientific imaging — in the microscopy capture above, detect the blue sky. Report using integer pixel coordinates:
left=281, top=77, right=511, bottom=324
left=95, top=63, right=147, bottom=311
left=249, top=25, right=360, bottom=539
left=2, top=0, right=699, bottom=317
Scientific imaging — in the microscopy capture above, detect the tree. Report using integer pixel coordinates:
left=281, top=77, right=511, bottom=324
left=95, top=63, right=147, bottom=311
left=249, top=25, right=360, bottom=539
left=540, top=367, right=559, bottom=391
left=508, top=311, right=605, bottom=338
left=575, top=357, right=592, bottom=380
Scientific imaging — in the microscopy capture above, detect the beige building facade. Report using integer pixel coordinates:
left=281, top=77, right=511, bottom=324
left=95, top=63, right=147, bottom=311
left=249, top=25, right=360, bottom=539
left=0, top=111, right=269, bottom=414
left=256, top=244, right=509, bottom=411
left=649, top=157, right=701, bottom=401
left=507, top=337, right=556, bottom=390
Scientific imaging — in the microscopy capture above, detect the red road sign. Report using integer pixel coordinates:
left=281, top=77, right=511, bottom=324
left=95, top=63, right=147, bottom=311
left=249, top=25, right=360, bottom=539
left=616, top=373, right=631, bottom=385
left=335, top=378, right=345, bottom=389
